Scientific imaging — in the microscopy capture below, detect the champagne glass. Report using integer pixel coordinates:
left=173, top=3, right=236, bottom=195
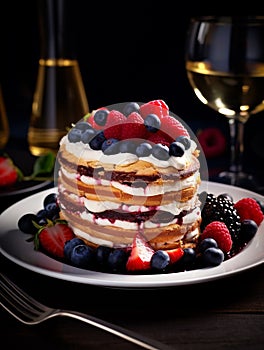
left=185, top=16, right=264, bottom=191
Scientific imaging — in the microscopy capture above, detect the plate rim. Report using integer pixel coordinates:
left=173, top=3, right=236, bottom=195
left=0, top=181, right=264, bottom=289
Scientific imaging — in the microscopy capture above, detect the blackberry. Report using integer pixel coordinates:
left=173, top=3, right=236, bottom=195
left=200, top=192, right=241, bottom=242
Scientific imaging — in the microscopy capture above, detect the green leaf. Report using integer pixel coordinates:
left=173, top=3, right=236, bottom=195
left=31, top=152, right=56, bottom=179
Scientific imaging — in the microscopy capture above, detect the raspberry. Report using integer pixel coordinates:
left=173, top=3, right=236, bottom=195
left=139, top=99, right=169, bottom=119
left=201, top=221, right=233, bottom=253
left=159, top=115, right=190, bottom=140
left=121, top=112, right=147, bottom=140
left=104, top=110, right=126, bottom=139
left=234, top=198, right=264, bottom=226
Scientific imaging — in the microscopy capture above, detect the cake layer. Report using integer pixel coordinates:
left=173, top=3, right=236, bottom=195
left=61, top=210, right=201, bottom=250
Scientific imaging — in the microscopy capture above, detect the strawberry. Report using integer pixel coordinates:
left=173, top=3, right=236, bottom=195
left=159, top=115, right=190, bottom=140
left=34, top=220, right=75, bottom=258
left=201, top=221, right=233, bottom=253
left=126, top=231, right=155, bottom=271
left=234, top=198, right=264, bottom=226
left=166, top=247, right=184, bottom=264
left=121, top=112, right=147, bottom=140
left=139, top=99, right=169, bottom=119
left=104, top=110, right=127, bottom=139
left=0, top=155, right=21, bottom=187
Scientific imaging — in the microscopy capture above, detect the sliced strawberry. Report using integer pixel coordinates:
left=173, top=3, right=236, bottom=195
left=147, top=130, right=173, bottom=146
left=0, top=156, right=19, bottom=187
left=126, top=231, right=155, bottom=271
left=139, top=100, right=169, bottom=119
left=121, top=112, right=147, bottom=140
left=35, top=221, right=75, bottom=258
left=166, top=247, right=184, bottom=264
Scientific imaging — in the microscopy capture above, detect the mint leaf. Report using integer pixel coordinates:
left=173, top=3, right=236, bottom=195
left=31, top=152, right=55, bottom=178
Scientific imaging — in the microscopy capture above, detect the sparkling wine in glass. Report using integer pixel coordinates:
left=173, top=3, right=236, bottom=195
left=185, top=16, right=264, bottom=191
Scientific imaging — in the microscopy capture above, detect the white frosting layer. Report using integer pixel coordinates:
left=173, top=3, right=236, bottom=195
left=59, top=135, right=197, bottom=170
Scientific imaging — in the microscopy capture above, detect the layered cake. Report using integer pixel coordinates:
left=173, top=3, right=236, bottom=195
left=56, top=100, right=202, bottom=251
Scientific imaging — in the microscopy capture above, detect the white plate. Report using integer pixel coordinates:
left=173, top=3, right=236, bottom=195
left=0, top=181, right=264, bottom=289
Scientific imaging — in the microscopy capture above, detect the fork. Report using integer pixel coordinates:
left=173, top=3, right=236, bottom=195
left=0, top=272, right=172, bottom=350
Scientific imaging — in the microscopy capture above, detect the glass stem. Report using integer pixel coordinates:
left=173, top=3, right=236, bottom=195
left=228, top=117, right=245, bottom=174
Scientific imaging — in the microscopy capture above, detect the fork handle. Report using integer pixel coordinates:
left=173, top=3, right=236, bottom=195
left=57, top=310, right=172, bottom=350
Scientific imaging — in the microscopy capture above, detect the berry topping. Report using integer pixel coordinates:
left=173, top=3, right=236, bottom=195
left=201, top=221, right=233, bottom=253
left=234, top=198, right=264, bottom=226
left=101, top=138, right=119, bottom=154
left=159, top=114, right=190, bottom=139
left=122, top=102, right=140, bottom=116
left=103, top=110, right=126, bottom=139
left=152, top=143, right=170, bottom=160
left=93, top=109, right=109, bottom=126
left=144, top=113, right=161, bottom=133
left=139, top=99, right=169, bottom=119
left=169, top=141, right=185, bottom=157
left=121, top=112, right=146, bottom=140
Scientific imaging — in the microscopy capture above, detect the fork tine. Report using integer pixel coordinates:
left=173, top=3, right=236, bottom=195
left=0, top=272, right=47, bottom=323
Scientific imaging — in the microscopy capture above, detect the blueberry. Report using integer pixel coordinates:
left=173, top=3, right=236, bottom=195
left=70, top=244, right=95, bottom=268
left=36, top=209, right=48, bottom=225
left=240, top=219, right=258, bottom=242
left=202, top=247, right=224, bottom=267
left=198, top=238, right=218, bottom=253
left=95, top=245, right=112, bottom=270
left=94, top=109, right=109, bottom=126
left=17, top=213, right=39, bottom=234
left=44, top=202, right=60, bottom=220
left=169, top=141, right=185, bottom=157
left=89, top=131, right=106, bottom=150
left=43, top=193, right=57, bottom=207
left=122, top=102, right=140, bottom=116
left=144, top=114, right=161, bottom=132
left=81, top=129, right=96, bottom=144
left=175, top=135, right=191, bottom=150
left=64, top=237, right=85, bottom=260
left=152, top=144, right=170, bottom=160
left=150, top=250, right=170, bottom=272
left=68, top=128, right=83, bottom=143
left=75, top=121, right=93, bottom=131
left=107, top=249, right=128, bottom=273
left=136, top=142, right=152, bottom=157
left=119, top=140, right=138, bottom=153
left=181, top=248, right=196, bottom=267
left=101, top=138, right=119, bottom=154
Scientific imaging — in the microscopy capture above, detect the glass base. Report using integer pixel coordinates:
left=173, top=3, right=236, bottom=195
left=214, top=171, right=264, bottom=194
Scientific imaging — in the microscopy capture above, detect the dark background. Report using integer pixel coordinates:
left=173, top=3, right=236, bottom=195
left=1, top=1, right=264, bottom=180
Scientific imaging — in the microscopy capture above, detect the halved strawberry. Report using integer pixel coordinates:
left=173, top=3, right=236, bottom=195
left=126, top=231, right=155, bottom=271
left=166, top=247, right=184, bottom=264
left=34, top=220, right=75, bottom=258
left=0, top=155, right=21, bottom=187
left=139, top=99, right=169, bottom=119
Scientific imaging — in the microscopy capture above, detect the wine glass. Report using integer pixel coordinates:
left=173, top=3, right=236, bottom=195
left=185, top=16, right=264, bottom=192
